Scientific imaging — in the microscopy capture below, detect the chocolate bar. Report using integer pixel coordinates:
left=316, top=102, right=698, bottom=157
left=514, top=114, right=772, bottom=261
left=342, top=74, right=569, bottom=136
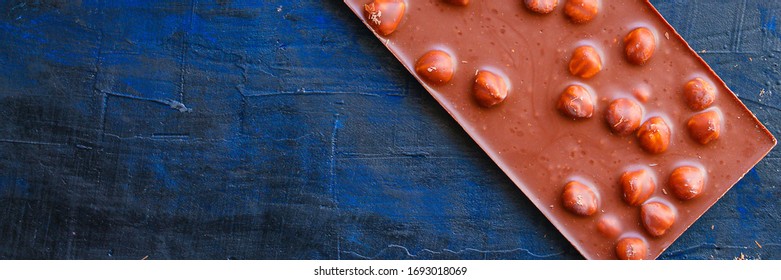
left=345, top=0, right=776, bottom=259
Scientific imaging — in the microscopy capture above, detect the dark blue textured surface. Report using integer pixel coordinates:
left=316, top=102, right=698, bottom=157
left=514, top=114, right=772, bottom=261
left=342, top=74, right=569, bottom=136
left=0, top=0, right=779, bottom=260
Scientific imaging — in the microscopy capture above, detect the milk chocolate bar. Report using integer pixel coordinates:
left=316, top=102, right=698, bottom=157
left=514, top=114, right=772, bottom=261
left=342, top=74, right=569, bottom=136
left=345, top=0, right=776, bottom=259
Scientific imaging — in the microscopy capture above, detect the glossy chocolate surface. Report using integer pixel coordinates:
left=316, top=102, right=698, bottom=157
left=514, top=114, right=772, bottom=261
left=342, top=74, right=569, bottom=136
left=345, top=0, right=776, bottom=259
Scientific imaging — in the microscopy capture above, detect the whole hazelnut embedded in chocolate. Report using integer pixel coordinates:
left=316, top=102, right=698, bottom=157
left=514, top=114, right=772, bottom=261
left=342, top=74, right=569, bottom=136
left=636, top=116, right=671, bottom=154
left=364, top=0, right=406, bottom=36
left=640, top=201, right=676, bottom=237
left=415, top=50, right=455, bottom=85
left=605, top=98, right=643, bottom=136
left=443, top=0, right=469, bottom=6
left=616, top=238, right=648, bottom=260
left=624, top=27, right=656, bottom=65
left=561, top=181, right=599, bottom=216
left=557, top=85, right=595, bottom=119
left=525, top=0, right=559, bottom=14
left=473, top=70, right=508, bottom=107
left=687, top=110, right=722, bottom=145
left=596, top=216, right=622, bottom=238
left=569, top=45, right=603, bottom=79
left=632, top=87, right=650, bottom=103
left=684, top=78, right=716, bottom=111
left=564, top=0, right=599, bottom=24
left=669, top=166, right=705, bottom=200
left=621, top=169, right=656, bottom=207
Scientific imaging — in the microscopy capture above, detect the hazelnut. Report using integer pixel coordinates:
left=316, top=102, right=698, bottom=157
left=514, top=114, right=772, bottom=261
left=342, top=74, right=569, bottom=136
left=569, top=45, right=603, bottom=79
left=640, top=201, right=676, bottom=237
left=525, top=0, right=559, bottom=14
left=557, top=85, right=595, bottom=119
left=669, top=166, right=705, bottom=200
left=624, top=27, right=656, bottom=65
left=444, top=0, right=469, bottom=5
left=615, top=238, right=648, bottom=260
left=473, top=70, right=508, bottom=107
left=561, top=181, right=599, bottom=216
left=415, top=50, right=455, bottom=85
left=620, top=169, right=656, bottom=207
left=364, top=0, right=406, bottom=36
left=605, top=98, right=643, bottom=136
left=687, top=110, right=722, bottom=145
left=632, top=87, right=650, bottom=103
left=564, top=0, right=599, bottom=24
left=596, top=216, right=621, bottom=238
left=684, top=78, right=716, bottom=111
left=636, top=117, right=671, bottom=154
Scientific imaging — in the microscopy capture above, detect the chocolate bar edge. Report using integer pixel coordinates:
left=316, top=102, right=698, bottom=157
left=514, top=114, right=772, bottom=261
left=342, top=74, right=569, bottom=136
left=344, top=0, right=777, bottom=259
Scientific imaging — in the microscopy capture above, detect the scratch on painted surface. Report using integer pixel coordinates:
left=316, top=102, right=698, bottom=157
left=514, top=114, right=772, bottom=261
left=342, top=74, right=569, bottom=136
left=102, top=133, right=226, bottom=143
left=272, top=132, right=320, bottom=142
left=663, top=243, right=749, bottom=257
left=330, top=113, right=342, bottom=260
left=0, top=139, right=66, bottom=146
left=100, top=90, right=192, bottom=112
left=343, top=244, right=564, bottom=259
left=239, top=88, right=381, bottom=98
left=741, top=97, right=781, bottom=112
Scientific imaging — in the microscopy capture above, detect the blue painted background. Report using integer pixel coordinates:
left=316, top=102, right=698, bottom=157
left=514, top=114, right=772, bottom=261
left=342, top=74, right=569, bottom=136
left=0, top=0, right=779, bottom=259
